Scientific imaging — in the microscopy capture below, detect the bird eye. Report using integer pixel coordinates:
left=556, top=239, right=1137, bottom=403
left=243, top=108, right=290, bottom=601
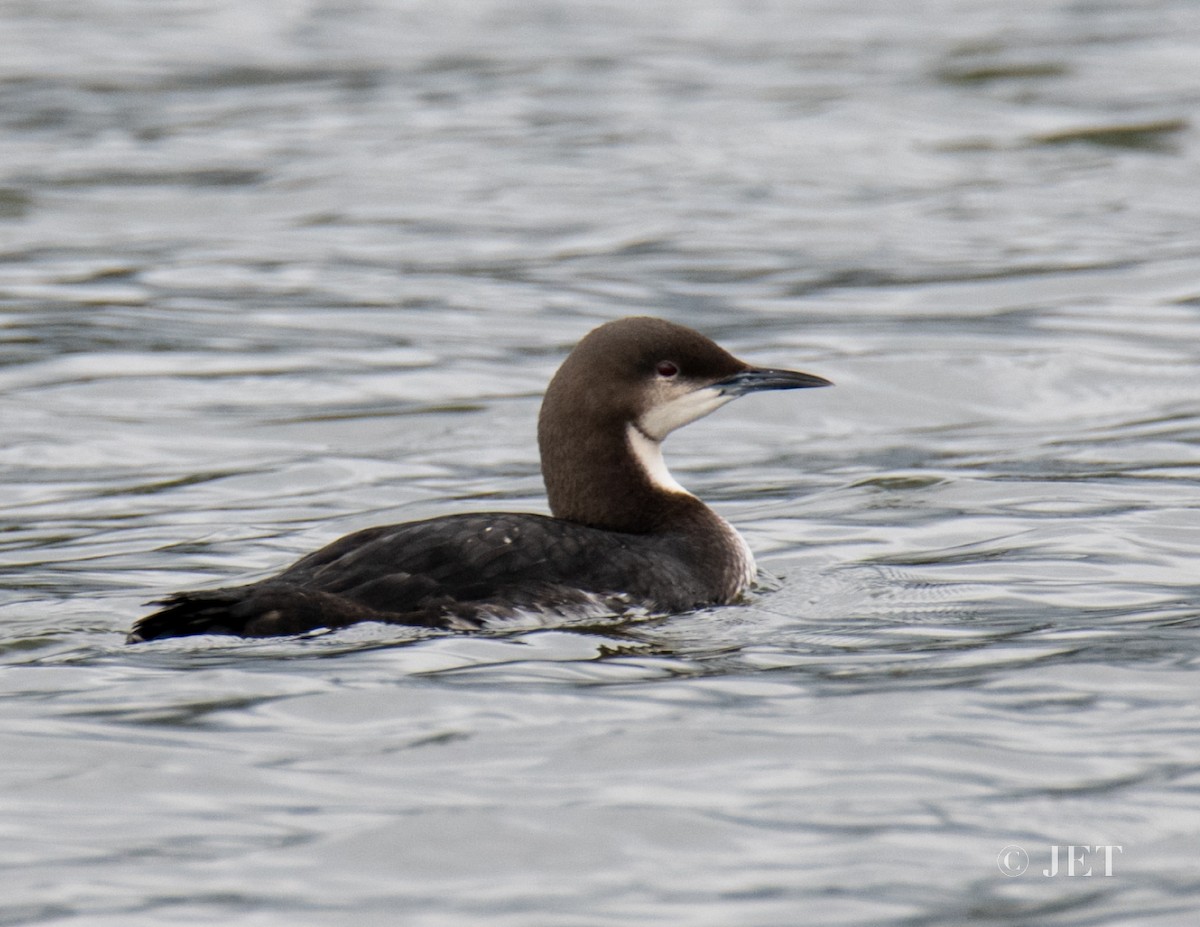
left=656, top=361, right=679, bottom=378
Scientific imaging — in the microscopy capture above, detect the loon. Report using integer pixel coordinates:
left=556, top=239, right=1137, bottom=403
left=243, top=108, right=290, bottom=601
left=128, top=316, right=830, bottom=642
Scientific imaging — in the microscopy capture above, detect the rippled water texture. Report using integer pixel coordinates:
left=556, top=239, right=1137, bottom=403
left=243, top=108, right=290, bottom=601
left=3, top=1, right=1200, bottom=924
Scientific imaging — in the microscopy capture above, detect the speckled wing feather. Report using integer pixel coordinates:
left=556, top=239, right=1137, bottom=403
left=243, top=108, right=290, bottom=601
left=129, top=513, right=708, bottom=641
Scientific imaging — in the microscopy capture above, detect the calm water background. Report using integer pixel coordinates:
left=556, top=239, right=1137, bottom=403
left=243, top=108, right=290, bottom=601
left=2, top=1, right=1200, bottom=924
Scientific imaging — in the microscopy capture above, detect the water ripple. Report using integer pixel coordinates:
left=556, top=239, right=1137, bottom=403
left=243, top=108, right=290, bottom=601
left=3, top=0, right=1200, bottom=923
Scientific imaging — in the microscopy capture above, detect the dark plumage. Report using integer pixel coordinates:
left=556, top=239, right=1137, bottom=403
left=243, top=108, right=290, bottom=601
left=129, top=317, right=830, bottom=642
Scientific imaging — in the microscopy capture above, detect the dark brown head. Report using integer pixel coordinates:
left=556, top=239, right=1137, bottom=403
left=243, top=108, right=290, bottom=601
left=537, top=316, right=830, bottom=530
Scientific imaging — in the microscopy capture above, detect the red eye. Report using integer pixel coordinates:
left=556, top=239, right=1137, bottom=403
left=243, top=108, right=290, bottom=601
left=656, top=361, right=679, bottom=378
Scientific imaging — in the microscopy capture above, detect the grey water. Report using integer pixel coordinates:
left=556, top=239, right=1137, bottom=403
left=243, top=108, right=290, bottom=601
left=2, top=1, right=1200, bottom=924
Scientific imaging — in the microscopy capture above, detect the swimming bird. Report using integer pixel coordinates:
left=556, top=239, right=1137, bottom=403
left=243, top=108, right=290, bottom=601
left=128, top=316, right=830, bottom=642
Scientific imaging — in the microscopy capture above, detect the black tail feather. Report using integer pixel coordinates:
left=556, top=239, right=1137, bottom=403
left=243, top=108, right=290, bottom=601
left=127, top=584, right=477, bottom=643
left=128, top=589, right=256, bottom=642
left=128, top=585, right=379, bottom=642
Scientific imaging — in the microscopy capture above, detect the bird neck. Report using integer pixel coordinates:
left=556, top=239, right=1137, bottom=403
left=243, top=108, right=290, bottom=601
left=538, top=414, right=709, bottom=533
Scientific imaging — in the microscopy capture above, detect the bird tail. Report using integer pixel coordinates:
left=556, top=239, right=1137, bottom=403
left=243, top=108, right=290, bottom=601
left=129, top=584, right=379, bottom=642
left=127, top=589, right=259, bottom=643
left=128, top=585, right=487, bottom=643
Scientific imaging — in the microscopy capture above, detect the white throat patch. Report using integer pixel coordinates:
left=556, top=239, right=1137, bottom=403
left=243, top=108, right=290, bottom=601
left=626, top=423, right=690, bottom=496
left=637, top=384, right=736, bottom=441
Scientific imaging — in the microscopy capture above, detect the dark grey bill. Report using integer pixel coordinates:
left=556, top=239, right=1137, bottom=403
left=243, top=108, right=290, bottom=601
left=716, top=366, right=833, bottom=396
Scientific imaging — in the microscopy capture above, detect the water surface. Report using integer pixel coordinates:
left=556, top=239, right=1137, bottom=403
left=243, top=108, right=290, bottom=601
left=2, top=1, right=1199, bottom=924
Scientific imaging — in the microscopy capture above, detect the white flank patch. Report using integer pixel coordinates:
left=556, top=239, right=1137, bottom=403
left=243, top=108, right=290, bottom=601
left=626, top=423, right=691, bottom=496
left=637, top=385, right=735, bottom=441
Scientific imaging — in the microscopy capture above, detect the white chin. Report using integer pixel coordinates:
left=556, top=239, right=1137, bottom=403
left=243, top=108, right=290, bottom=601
left=636, top=386, right=734, bottom=441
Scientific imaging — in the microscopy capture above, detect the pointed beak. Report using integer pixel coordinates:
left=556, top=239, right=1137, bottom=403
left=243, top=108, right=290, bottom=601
left=716, top=365, right=833, bottom=396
